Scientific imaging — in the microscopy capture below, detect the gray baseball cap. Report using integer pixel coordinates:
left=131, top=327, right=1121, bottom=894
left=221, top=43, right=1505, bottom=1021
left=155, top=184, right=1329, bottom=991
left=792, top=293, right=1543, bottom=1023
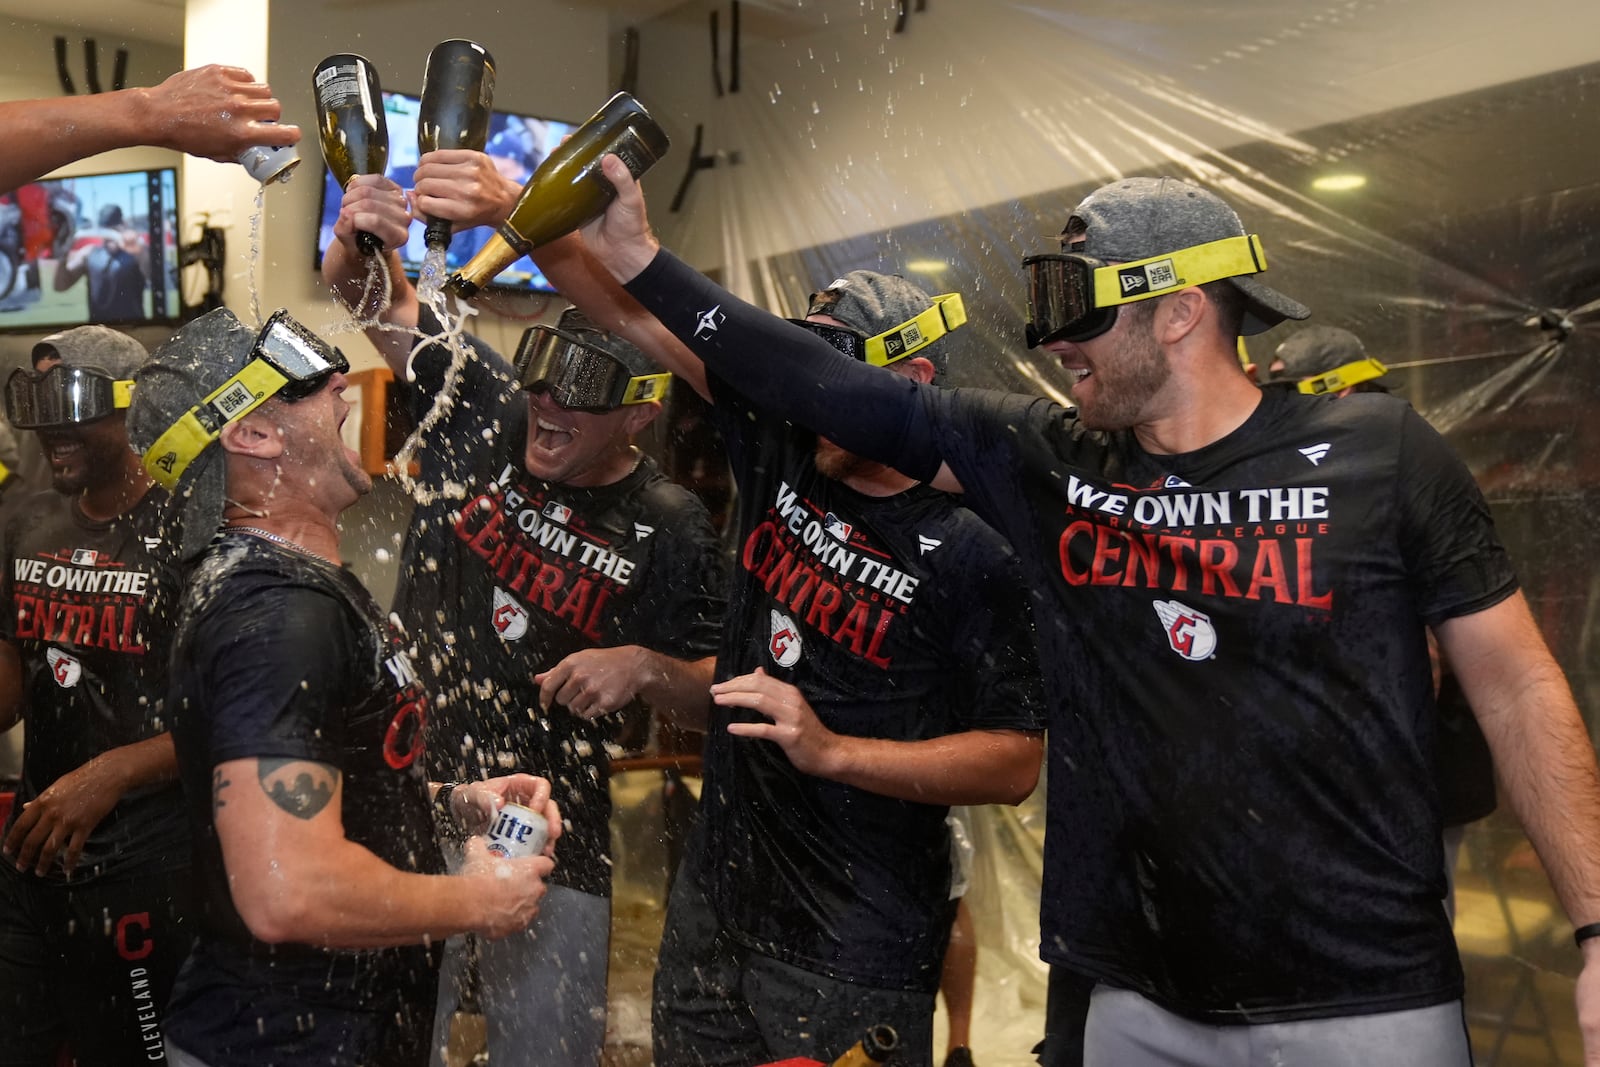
left=1273, top=325, right=1370, bottom=379
left=555, top=306, right=662, bottom=379
left=32, top=325, right=149, bottom=379
left=807, top=270, right=950, bottom=374
left=126, top=308, right=259, bottom=561
left=1068, top=177, right=1311, bottom=335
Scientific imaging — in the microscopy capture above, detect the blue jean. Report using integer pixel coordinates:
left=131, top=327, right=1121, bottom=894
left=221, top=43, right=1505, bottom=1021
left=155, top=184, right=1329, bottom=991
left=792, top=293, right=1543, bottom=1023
left=652, top=860, right=936, bottom=1067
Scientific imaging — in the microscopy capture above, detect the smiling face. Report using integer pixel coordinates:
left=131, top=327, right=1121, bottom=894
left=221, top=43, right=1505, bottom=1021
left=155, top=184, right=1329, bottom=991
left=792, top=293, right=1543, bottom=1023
left=30, top=354, right=135, bottom=496
left=523, top=390, right=651, bottom=488
left=1044, top=298, right=1172, bottom=431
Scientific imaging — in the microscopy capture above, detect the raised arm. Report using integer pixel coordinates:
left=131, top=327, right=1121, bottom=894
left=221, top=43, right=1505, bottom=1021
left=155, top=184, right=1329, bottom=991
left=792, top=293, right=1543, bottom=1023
left=321, top=175, right=421, bottom=378
left=579, top=154, right=959, bottom=490
left=1435, top=591, right=1600, bottom=1057
left=214, top=756, right=555, bottom=947
left=0, top=65, right=299, bottom=194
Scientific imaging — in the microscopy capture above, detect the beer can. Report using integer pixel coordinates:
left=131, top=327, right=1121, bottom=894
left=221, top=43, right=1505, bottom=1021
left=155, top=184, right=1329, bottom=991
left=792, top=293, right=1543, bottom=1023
left=484, top=801, right=549, bottom=858
left=238, top=122, right=301, bottom=185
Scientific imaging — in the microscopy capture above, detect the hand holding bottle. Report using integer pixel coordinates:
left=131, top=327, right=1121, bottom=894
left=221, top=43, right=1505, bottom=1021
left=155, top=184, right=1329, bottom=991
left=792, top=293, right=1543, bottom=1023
left=411, top=149, right=523, bottom=234
left=416, top=40, right=496, bottom=250
left=580, top=152, right=663, bottom=285
left=313, top=53, right=389, bottom=255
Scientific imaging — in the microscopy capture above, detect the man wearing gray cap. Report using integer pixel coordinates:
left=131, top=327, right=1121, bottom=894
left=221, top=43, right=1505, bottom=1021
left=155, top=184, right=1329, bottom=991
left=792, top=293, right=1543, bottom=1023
left=0, top=325, right=194, bottom=1064
left=529, top=240, right=1046, bottom=1064
left=574, top=162, right=1600, bottom=1066
left=326, top=174, right=726, bottom=1067
left=124, top=307, right=560, bottom=1067
left=1260, top=324, right=1390, bottom=395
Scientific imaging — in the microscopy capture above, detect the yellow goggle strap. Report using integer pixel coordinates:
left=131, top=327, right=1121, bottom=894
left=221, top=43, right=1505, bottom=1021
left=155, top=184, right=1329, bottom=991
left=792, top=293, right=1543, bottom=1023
left=1091, top=235, right=1268, bottom=310
left=863, top=292, right=967, bottom=367
left=113, top=379, right=135, bottom=409
left=620, top=372, right=673, bottom=406
left=1298, top=357, right=1388, bottom=395
left=141, top=359, right=291, bottom=490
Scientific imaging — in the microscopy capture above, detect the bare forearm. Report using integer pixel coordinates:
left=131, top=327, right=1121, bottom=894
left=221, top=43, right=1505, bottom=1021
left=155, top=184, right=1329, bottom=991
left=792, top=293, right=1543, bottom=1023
left=0, top=92, right=156, bottom=192
left=322, top=241, right=418, bottom=376
left=95, top=733, right=179, bottom=794
left=231, top=837, right=498, bottom=948
left=0, top=641, right=23, bottom=732
left=638, top=652, right=716, bottom=732
left=822, top=729, right=1043, bottom=807
left=1440, top=596, right=1600, bottom=927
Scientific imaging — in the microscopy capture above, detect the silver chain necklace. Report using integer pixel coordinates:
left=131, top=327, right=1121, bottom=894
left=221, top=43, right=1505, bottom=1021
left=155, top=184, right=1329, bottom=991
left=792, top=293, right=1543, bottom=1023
left=227, top=525, right=335, bottom=565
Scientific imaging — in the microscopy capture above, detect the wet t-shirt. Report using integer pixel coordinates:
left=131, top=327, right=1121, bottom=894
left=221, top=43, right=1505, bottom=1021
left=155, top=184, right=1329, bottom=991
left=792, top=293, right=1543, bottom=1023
left=0, top=487, right=187, bottom=881
left=397, top=307, right=725, bottom=897
left=163, top=534, right=442, bottom=1067
left=691, top=375, right=1046, bottom=993
left=623, top=251, right=1520, bottom=1022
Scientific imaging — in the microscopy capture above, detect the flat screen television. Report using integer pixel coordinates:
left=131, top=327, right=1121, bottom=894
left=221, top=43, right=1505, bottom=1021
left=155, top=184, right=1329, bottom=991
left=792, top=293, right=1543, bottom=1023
left=0, top=167, right=181, bottom=332
left=315, top=91, right=578, bottom=295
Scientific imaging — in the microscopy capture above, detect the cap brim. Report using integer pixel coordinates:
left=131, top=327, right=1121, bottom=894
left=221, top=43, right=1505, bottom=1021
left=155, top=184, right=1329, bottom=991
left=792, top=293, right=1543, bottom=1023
left=1231, top=275, right=1311, bottom=336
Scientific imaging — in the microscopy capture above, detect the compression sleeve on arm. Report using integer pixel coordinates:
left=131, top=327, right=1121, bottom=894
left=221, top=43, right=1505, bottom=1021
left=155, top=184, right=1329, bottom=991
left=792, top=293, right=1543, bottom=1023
left=625, top=249, right=944, bottom=484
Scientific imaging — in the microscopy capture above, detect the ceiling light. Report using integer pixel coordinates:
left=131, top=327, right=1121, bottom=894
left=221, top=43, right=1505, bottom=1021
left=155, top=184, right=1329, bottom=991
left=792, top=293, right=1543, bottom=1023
left=905, top=259, right=949, bottom=274
left=1311, top=173, right=1367, bottom=193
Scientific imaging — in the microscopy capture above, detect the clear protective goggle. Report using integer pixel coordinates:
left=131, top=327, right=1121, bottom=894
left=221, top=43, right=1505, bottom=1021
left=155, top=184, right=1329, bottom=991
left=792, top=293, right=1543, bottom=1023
left=1022, top=234, right=1268, bottom=348
left=789, top=292, right=967, bottom=367
left=513, top=325, right=671, bottom=412
left=142, top=309, right=350, bottom=490
left=4, top=364, right=135, bottom=430
left=1296, top=357, right=1388, bottom=395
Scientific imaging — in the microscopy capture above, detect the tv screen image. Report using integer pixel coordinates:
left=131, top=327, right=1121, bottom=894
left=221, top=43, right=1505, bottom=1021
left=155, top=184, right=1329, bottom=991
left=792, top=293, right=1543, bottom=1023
left=316, top=91, right=577, bottom=295
left=0, top=168, right=180, bottom=331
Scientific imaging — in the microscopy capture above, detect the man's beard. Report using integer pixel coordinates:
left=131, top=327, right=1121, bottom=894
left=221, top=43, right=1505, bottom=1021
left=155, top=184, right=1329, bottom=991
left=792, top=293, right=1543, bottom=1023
left=1075, top=311, right=1172, bottom=431
left=813, top=437, right=879, bottom=481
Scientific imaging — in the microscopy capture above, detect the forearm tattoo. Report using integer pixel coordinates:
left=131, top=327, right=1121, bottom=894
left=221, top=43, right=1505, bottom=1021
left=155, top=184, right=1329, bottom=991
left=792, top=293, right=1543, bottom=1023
left=257, top=758, right=337, bottom=820
left=212, top=767, right=231, bottom=817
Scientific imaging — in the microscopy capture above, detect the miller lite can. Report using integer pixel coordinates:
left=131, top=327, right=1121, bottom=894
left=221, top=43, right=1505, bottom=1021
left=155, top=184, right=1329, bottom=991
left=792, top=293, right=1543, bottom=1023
left=484, top=802, right=549, bottom=859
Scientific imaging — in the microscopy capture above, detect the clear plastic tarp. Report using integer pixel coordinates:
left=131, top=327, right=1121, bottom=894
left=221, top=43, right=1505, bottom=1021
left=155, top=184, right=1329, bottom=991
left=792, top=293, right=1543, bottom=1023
left=613, top=2, right=1600, bottom=1064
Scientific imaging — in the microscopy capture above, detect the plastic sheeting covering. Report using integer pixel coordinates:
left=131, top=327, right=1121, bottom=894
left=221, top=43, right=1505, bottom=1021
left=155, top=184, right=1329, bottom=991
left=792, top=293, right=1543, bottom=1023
left=625, top=2, right=1600, bottom=1064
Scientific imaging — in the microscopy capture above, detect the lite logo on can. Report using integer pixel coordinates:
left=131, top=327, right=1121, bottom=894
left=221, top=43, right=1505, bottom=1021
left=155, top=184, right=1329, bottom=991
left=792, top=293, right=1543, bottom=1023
left=485, top=802, right=549, bottom=858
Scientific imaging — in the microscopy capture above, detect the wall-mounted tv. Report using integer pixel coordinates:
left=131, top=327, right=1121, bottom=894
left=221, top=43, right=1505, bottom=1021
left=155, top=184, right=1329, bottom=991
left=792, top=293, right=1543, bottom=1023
left=315, top=91, right=577, bottom=295
left=0, top=167, right=180, bottom=332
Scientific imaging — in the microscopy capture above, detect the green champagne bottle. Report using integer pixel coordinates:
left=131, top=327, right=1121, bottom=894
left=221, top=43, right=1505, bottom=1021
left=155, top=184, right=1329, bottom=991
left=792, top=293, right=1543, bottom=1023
left=444, top=92, right=669, bottom=300
left=313, top=53, right=389, bottom=256
left=417, top=40, right=496, bottom=251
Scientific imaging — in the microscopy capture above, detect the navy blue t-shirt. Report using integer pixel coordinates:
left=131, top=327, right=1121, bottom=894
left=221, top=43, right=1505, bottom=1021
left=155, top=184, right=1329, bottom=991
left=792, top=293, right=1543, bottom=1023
left=163, top=534, right=442, bottom=1066
left=690, top=372, right=1045, bottom=993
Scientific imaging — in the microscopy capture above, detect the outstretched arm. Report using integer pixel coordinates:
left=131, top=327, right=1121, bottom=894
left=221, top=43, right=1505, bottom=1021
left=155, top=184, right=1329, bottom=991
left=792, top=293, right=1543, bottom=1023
left=578, top=154, right=960, bottom=490
left=536, top=650, right=715, bottom=732
left=0, top=65, right=299, bottom=194
left=1436, top=591, right=1600, bottom=1062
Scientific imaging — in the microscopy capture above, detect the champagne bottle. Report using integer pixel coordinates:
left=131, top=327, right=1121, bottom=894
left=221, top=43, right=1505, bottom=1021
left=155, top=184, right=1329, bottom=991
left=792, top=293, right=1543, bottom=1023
left=417, top=40, right=496, bottom=251
left=313, top=53, right=390, bottom=255
left=444, top=92, right=669, bottom=300
left=831, top=1025, right=899, bottom=1067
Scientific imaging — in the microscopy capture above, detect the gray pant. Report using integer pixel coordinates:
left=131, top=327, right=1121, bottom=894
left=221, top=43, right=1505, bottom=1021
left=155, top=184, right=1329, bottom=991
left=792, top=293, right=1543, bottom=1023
left=429, top=883, right=612, bottom=1067
left=1084, top=986, right=1471, bottom=1067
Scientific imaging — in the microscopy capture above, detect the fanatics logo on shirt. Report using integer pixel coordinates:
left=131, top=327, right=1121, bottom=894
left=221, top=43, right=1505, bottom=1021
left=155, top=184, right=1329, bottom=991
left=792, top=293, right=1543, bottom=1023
left=769, top=609, right=802, bottom=667
left=634, top=522, right=655, bottom=541
left=1153, top=599, right=1217, bottom=661
left=917, top=534, right=942, bottom=555
left=1299, top=443, right=1333, bottom=466
left=491, top=587, right=530, bottom=642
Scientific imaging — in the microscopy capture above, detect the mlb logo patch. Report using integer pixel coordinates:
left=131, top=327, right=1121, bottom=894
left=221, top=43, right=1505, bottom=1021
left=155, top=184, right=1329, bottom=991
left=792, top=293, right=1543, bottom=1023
left=542, top=501, right=572, bottom=525
left=823, top=513, right=852, bottom=542
left=70, top=549, right=97, bottom=566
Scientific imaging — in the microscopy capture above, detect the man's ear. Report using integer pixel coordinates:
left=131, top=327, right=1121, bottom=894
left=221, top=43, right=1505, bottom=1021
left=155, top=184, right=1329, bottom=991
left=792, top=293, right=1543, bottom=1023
left=1154, top=287, right=1209, bottom=345
left=218, top=412, right=285, bottom=460
left=621, top=400, right=662, bottom=436
left=892, top=356, right=937, bottom=385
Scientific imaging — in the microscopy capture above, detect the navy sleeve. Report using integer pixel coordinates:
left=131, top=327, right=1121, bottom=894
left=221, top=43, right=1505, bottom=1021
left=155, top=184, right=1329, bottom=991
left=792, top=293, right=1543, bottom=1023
left=625, top=250, right=945, bottom=483
left=192, top=583, right=362, bottom=768
left=1394, top=406, right=1519, bottom=625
